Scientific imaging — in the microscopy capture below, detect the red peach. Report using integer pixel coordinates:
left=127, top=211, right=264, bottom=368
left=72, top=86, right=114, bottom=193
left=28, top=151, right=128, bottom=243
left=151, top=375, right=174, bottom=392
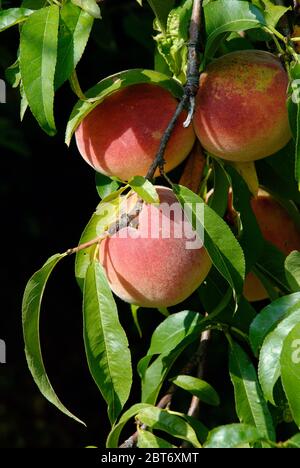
left=193, top=50, right=291, bottom=162
left=75, top=84, right=196, bottom=181
left=99, top=186, right=211, bottom=307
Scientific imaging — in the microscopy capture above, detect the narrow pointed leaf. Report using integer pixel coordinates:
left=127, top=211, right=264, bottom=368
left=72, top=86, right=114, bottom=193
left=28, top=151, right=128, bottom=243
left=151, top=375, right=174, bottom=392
left=171, top=375, right=220, bottom=406
left=285, top=251, right=300, bottom=292
left=55, top=2, right=94, bottom=89
left=75, top=197, right=121, bottom=290
left=229, top=342, right=275, bottom=440
left=22, top=254, right=84, bottom=425
left=280, top=322, right=300, bottom=428
left=20, top=6, right=59, bottom=135
left=258, top=307, right=300, bottom=404
left=71, top=0, right=101, bottom=19
left=136, top=406, right=201, bottom=448
left=128, top=176, right=159, bottom=204
left=137, top=430, right=176, bottom=448
left=106, top=403, right=151, bottom=448
left=250, top=292, right=300, bottom=356
left=204, top=424, right=263, bottom=448
left=0, top=8, right=33, bottom=32
left=174, top=184, right=245, bottom=297
left=83, top=261, right=132, bottom=424
left=147, top=0, right=176, bottom=33
left=204, top=0, right=266, bottom=60
left=284, top=433, right=300, bottom=448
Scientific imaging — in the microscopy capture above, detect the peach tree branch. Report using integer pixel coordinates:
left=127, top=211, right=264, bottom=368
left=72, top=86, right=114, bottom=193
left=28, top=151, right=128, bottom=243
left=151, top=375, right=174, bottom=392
left=146, top=0, right=203, bottom=180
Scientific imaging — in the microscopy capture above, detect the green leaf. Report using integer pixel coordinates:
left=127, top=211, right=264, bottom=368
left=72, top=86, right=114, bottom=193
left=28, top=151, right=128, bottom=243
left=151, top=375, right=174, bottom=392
left=20, top=6, right=59, bottom=135
left=204, top=424, right=263, bottom=448
left=170, top=375, right=220, bottom=406
left=138, top=311, right=206, bottom=404
left=258, top=307, right=300, bottom=404
left=136, top=406, right=201, bottom=448
left=137, top=429, right=176, bottom=448
left=128, top=176, right=159, bottom=204
left=75, top=197, right=121, bottom=290
left=83, top=261, right=132, bottom=424
left=229, top=342, right=275, bottom=441
left=174, top=184, right=245, bottom=298
left=260, top=0, right=290, bottom=28
left=106, top=403, right=151, bottom=448
left=55, top=2, right=94, bottom=89
left=183, top=414, right=209, bottom=444
left=95, top=173, right=120, bottom=200
left=140, top=351, right=183, bottom=404
left=280, top=322, right=300, bottom=428
left=22, top=254, right=84, bottom=425
left=20, top=82, right=28, bottom=121
left=289, top=61, right=300, bottom=190
left=204, top=0, right=266, bottom=60
left=154, top=0, right=192, bottom=81
left=250, top=292, right=300, bottom=356
left=284, top=433, right=300, bottom=448
left=147, top=0, right=176, bottom=34
left=65, top=69, right=183, bottom=145
left=5, top=59, right=21, bottom=88
left=0, top=8, right=33, bottom=32
left=285, top=251, right=300, bottom=292
left=131, top=304, right=142, bottom=338
left=71, top=0, right=101, bottom=19
left=139, top=310, right=203, bottom=364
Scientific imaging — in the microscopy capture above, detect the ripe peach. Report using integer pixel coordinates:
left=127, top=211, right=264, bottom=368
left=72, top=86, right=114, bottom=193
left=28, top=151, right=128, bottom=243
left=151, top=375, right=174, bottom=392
left=99, top=186, right=211, bottom=307
left=193, top=50, right=291, bottom=162
left=244, top=189, right=300, bottom=301
left=75, top=84, right=195, bottom=181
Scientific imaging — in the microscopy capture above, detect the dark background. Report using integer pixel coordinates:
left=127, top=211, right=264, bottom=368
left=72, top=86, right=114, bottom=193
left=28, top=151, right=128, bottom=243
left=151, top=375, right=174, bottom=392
left=0, top=0, right=276, bottom=449
left=0, top=0, right=162, bottom=448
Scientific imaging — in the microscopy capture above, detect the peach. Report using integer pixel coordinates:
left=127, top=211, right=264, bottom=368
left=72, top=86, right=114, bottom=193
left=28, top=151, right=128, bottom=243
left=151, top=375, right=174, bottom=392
left=99, top=186, right=211, bottom=307
left=193, top=50, right=291, bottom=162
left=75, top=84, right=195, bottom=181
left=244, top=189, right=300, bottom=301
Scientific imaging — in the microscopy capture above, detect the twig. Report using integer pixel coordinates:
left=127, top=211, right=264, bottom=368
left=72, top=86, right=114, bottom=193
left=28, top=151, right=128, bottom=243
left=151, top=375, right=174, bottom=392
left=184, top=0, right=203, bottom=128
left=66, top=199, right=144, bottom=255
left=146, top=0, right=203, bottom=180
left=146, top=96, right=189, bottom=180
left=186, top=329, right=211, bottom=419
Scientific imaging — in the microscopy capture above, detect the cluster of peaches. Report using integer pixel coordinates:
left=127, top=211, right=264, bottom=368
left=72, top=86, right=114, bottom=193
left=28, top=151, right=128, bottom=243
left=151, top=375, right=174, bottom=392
left=75, top=50, right=300, bottom=307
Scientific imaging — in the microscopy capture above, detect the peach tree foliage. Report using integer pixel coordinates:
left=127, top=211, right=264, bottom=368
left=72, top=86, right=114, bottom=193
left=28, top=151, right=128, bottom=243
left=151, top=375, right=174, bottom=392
left=1, top=0, right=300, bottom=448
